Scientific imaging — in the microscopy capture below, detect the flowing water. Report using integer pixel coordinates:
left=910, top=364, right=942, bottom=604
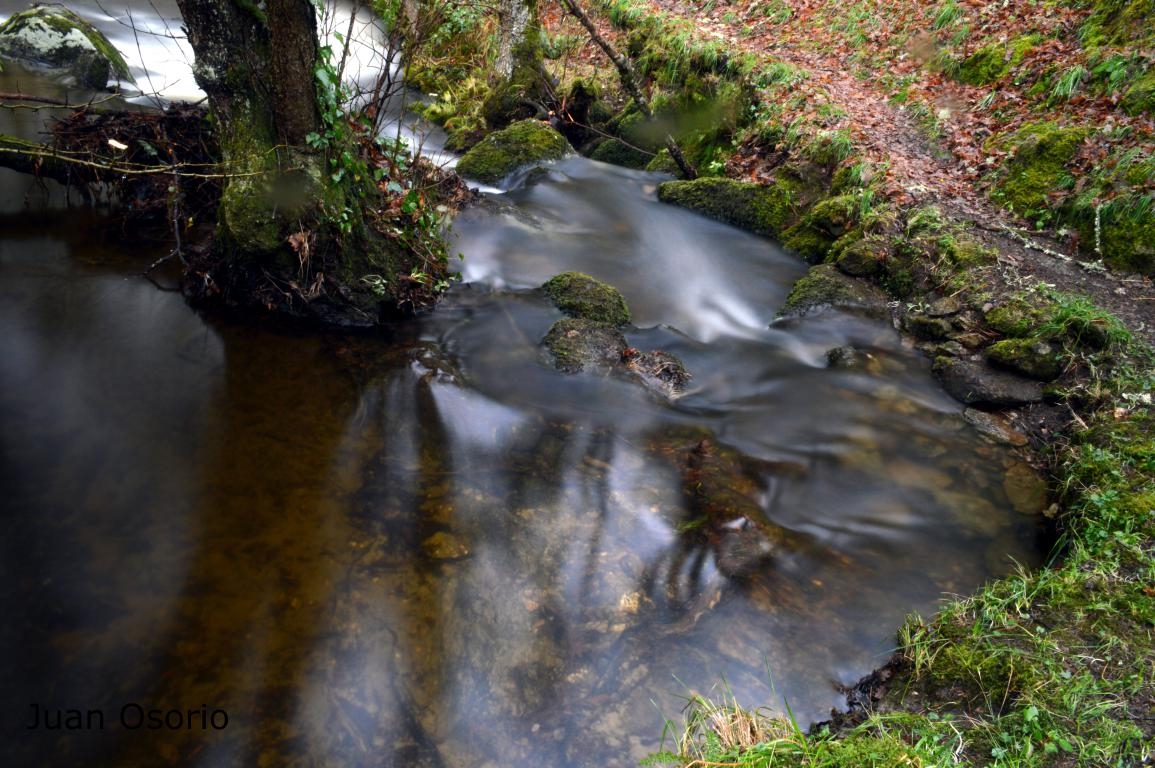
left=1, top=5, right=1045, bottom=767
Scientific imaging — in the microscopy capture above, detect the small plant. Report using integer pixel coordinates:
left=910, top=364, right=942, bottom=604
left=1050, top=65, right=1088, bottom=102
left=933, top=0, right=963, bottom=31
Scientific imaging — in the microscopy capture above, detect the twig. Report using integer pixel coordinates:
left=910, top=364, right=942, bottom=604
left=555, top=0, right=698, bottom=179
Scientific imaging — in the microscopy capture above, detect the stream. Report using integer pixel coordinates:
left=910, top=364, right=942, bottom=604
left=0, top=4, right=1045, bottom=767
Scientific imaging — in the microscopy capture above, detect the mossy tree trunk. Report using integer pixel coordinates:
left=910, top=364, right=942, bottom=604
left=483, top=0, right=550, bottom=127
left=175, top=0, right=436, bottom=325
left=177, top=0, right=323, bottom=257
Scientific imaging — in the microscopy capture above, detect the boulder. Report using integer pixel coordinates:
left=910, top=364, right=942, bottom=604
left=778, top=264, right=891, bottom=319
left=455, top=119, right=570, bottom=185
left=933, top=357, right=1044, bottom=407
left=986, top=338, right=1062, bottom=381
left=542, top=271, right=631, bottom=326
left=0, top=6, right=131, bottom=89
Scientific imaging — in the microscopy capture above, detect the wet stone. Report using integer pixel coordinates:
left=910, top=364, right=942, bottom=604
left=905, top=313, right=954, bottom=340
left=1003, top=462, right=1048, bottom=514
left=926, top=296, right=963, bottom=317
left=421, top=531, right=470, bottom=561
left=964, top=408, right=1030, bottom=447
left=826, top=345, right=880, bottom=373
left=933, top=357, right=1044, bottom=407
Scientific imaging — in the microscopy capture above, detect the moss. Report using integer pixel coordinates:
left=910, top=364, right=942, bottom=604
left=1079, top=0, right=1155, bottom=48
left=0, top=6, right=132, bottom=88
left=780, top=223, right=833, bottom=262
left=905, top=314, right=954, bottom=340
left=986, top=338, right=1063, bottom=381
left=589, top=138, right=652, bottom=169
left=1120, top=67, right=1155, bottom=115
left=541, top=271, right=632, bottom=326
left=834, top=234, right=887, bottom=277
left=941, top=233, right=996, bottom=268
left=956, top=35, right=1039, bottom=86
left=1076, top=199, right=1155, bottom=274
left=542, top=317, right=628, bottom=373
left=805, top=194, right=860, bottom=236
left=455, top=119, right=570, bottom=185
left=657, top=177, right=804, bottom=237
left=988, top=122, right=1090, bottom=221
left=780, top=264, right=889, bottom=318
left=644, top=148, right=682, bottom=175
left=984, top=299, right=1046, bottom=337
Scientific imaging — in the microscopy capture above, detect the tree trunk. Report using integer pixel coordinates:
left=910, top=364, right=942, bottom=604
left=482, top=0, right=550, bottom=127
left=176, top=0, right=323, bottom=257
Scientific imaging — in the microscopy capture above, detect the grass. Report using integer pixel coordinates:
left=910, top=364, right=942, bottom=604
left=657, top=300, right=1154, bottom=768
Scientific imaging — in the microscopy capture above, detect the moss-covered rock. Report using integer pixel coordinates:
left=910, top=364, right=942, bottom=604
left=589, top=138, right=652, bottom=169
left=780, top=222, right=834, bottom=262
left=956, top=35, right=1039, bottom=86
left=905, top=313, right=954, bottom=341
left=834, top=235, right=888, bottom=277
left=1086, top=198, right=1155, bottom=274
left=988, top=122, right=1090, bottom=221
left=779, top=264, right=890, bottom=319
left=0, top=5, right=132, bottom=89
left=542, top=317, right=628, bottom=373
left=645, top=148, right=682, bottom=175
left=542, top=271, right=632, bottom=326
left=657, top=177, right=802, bottom=237
left=985, top=299, right=1044, bottom=337
left=986, top=338, right=1063, bottom=381
left=1079, top=0, right=1155, bottom=48
left=455, top=119, right=570, bottom=185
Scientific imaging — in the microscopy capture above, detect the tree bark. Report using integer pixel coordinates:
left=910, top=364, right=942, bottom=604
left=176, top=0, right=324, bottom=257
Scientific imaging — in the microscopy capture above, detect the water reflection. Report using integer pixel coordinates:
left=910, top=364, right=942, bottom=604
left=0, top=159, right=1044, bottom=767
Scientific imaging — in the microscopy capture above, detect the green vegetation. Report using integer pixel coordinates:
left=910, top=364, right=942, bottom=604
left=454, top=119, right=570, bottom=184
left=956, top=35, right=1040, bottom=86
left=541, top=271, right=632, bottom=326
left=657, top=176, right=810, bottom=237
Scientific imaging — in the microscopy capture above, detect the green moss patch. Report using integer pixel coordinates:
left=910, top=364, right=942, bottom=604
left=988, top=122, right=1090, bottom=223
left=542, top=317, right=629, bottom=373
left=779, top=264, right=890, bottom=318
left=542, top=271, right=632, bottom=326
left=986, top=338, right=1062, bottom=381
left=0, top=5, right=132, bottom=89
left=956, top=35, right=1039, bottom=86
left=455, top=119, right=570, bottom=185
left=657, top=176, right=804, bottom=237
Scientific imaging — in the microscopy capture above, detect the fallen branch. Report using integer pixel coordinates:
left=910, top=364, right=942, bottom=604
left=555, top=0, right=698, bottom=179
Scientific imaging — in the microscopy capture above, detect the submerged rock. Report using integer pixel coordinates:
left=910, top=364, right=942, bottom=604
left=542, top=271, right=631, bottom=326
left=455, top=119, right=570, bottom=185
left=679, top=437, right=803, bottom=580
left=933, top=357, right=1044, bottom=407
left=622, top=348, right=692, bottom=398
left=0, top=6, right=131, bottom=89
left=964, top=408, right=1030, bottom=447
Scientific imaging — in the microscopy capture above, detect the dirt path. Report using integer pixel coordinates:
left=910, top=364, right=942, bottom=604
left=639, top=0, right=1155, bottom=345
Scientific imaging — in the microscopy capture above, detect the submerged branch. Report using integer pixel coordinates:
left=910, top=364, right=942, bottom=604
left=556, top=0, right=697, bottom=179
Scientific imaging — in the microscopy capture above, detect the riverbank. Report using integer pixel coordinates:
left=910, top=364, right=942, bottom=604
left=496, top=1, right=1155, bottom=764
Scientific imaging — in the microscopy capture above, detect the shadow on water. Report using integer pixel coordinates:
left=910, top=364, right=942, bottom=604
left=0, top=150, right=1048, bottom=767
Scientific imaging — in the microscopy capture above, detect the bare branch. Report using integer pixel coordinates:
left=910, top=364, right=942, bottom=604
left=555, top=0, right=697, bottom=178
